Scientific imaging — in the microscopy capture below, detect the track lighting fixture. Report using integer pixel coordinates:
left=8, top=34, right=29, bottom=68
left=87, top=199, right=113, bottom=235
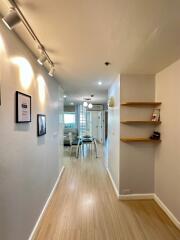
left=2, top=8, right=21, bottom=30
left=37, top=52, right=47, bottom=65
left=48, top=65, right=55, bottom=77
left=2, top=1, right=55, bottom=77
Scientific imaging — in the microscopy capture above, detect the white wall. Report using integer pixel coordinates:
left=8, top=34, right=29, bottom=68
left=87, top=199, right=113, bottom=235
left=155, top=59, right=180, bottom=221
left=0, top=22, right=64, bottom=240
left=120, top=75, right=155, bottom=194
left=108, top=75, right=120, bottom=192
left=107, top=67, right=180, bottom=222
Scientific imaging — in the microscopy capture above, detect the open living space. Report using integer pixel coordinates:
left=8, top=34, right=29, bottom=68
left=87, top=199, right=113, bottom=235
left=0, top=0, right=180, bottom=240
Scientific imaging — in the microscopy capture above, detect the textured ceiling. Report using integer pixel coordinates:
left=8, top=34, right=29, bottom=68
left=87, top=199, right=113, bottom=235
left=1, top=0, right=180, bottom=104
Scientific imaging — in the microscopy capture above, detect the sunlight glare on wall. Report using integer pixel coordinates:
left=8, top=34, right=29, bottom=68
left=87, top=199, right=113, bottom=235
left=10, top=57, right=34, bottom=90
left=0, top=35, right=6, bottom=54
left=37, top=75, right=46, bottom=104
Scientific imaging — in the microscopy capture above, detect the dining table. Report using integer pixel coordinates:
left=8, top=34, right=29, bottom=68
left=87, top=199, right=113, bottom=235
left=76, top=136, right=98, bottom=158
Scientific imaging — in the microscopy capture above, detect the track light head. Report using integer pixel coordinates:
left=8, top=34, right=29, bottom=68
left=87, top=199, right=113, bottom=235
left=37, top=53, right=47, bottom=65
left=2, top=8, right=21, bottom=30
left=48, top=65, right=55, bottom=77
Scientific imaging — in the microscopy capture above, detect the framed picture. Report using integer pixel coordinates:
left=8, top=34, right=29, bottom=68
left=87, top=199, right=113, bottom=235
left=37, top=114, right=46, bottom=136
left=151, top=109, right=160, bottom=122
left=16, top=91, right=31, bottom=123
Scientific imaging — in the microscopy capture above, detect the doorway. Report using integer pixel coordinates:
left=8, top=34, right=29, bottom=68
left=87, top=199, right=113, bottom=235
left=91, top=111, right=103, bottom=143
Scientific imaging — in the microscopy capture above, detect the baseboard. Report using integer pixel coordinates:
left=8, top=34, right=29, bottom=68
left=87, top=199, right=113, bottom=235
left=119, top=193, right=180, bottom=229
left=28, top=166, right=65, bottom=240
left=154, top=194, right=180, bottom=230
left=106, top=168, right=154, bottom=201
left=119, top=193, right=154, bottom=200
left=106, top=167, right=120, bottom=198
left=101, top=167, right=180, bottom=230
left=27, top=164, right=180, bottom=237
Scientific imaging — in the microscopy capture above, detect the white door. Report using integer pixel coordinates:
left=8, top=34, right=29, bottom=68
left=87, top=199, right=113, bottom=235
left=91, top=111, right=103, bottom=143
left=98, top=111, right=103, bottom=143
left=91, top=111, right=98, bottom=139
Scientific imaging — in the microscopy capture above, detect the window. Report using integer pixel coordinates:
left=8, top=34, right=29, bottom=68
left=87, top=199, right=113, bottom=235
left=79, top=105, right=92, bottom=136
left=64, top=112, right=76, bottom=128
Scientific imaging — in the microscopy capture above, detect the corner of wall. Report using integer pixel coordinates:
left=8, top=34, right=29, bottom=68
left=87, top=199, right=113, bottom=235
left=119, top=74, right=155, bottom=195
left=107, top=74, right=120, bottom=194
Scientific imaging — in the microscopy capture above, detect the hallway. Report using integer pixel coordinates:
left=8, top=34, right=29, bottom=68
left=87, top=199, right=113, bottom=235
left=34, top=148, right=180, bottom=240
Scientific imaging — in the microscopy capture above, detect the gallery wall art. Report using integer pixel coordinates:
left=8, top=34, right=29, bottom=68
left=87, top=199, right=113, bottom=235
left=16, top=91, right=31, bottom=123
left=37, top=114, right=46, bottom=136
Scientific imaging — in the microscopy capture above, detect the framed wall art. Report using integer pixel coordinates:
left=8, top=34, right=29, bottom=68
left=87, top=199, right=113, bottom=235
left=37, top=114, right=46, bottom=136
left=16, top=91, right=31, bottom=123
left=151, top=108, right=160, bottom=122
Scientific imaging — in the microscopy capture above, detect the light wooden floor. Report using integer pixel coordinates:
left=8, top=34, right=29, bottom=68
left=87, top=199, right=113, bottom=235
left=34, top=146, right=180, bottom=240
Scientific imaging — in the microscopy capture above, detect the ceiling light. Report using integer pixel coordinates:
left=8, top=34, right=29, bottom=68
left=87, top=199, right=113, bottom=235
left=83, top=101, right=88, bottom=107
left=48, top=65, right=55, bottom=77
left=2, top=8, right=21, bottom=30
left=70, top=102, right=74, bottom=105
left=37, top=52, right=47, bottom=65
left=64, top=95, right=67, bottom=98
left=98, top=81, right=102, bottom=85
left=88, top=103, right=93, bottom=109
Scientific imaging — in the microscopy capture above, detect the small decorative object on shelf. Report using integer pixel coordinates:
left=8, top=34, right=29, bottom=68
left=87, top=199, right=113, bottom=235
left=150, top=131, right=161, bottom=140
left=151, top=109, right=160, bottom=121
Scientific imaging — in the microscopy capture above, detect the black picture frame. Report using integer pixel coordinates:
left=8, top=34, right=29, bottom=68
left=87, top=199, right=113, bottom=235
left=37, top=114, right=46, bottom=136
left=16, top=91, right=31, bottom=123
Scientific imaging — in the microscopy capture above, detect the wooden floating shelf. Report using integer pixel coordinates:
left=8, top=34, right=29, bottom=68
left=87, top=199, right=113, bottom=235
left=121, top=102, right=161, bottom=106
left=121, top=121, right=161, bottom=125
left=120, top=138, right=161, bottom=143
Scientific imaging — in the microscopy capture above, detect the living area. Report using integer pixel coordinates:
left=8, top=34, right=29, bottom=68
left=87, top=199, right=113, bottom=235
left=63, top=101, right=106, bottom=158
